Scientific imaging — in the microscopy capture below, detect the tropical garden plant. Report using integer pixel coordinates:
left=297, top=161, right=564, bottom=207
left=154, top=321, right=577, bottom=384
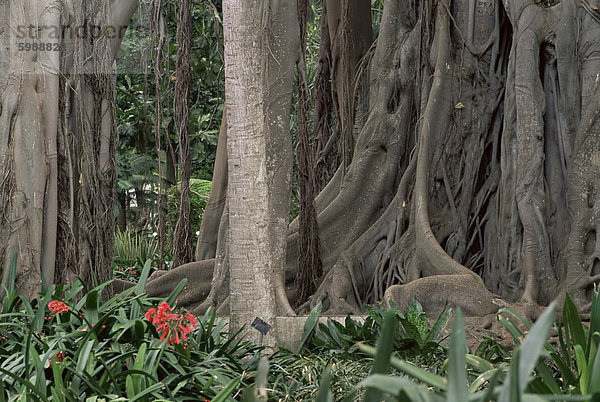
left=3, top=250, right=600, bottom=401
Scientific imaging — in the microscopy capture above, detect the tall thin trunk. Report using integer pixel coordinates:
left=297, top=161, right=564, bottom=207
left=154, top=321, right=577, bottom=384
left=294, top=0, right=323, bottom=307
left=172, top=0, right=194, bottom=268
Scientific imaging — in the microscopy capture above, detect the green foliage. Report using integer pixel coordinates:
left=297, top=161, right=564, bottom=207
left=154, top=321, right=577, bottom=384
left=268, top=301, right=450, bottom=400
left=166, top=178, right=212, bottom=249
left=113, top=229, right=161, bottom=281
left=0, top=274, right=258, bottom=401
left=277, top=292, right=600, bottom=401
left=4, top=283, right=600, bottom=401
left=114, top=1, right=223, bottom=236
left=295, top=301, right=450, bottom=375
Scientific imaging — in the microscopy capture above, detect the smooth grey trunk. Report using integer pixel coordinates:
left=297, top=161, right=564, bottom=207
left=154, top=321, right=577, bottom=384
left=223, top=0, right=298, bottom=345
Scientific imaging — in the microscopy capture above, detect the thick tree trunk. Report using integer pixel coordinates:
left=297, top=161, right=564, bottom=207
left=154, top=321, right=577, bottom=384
left=149, top=0, right=600, bottom=320
left=0, top=0, right=138, bottom=297
left=223, top=0, right=298, bottom=345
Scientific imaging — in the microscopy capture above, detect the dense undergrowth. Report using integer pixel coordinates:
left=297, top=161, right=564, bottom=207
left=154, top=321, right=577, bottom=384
left=1, top=260, right=599, bottom=401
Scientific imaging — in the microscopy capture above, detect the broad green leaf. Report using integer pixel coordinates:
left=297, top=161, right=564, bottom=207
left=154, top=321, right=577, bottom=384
left=465, top=354, right=495, bottom=373
left=587, top=337, right=600, bottom=394
left=364, top=310, right=397, bottom=402
left=589, top=287, right=600, bottom=347
left=212, top=376, right=242, bottom=402
left=468, top=366, right=505, bottom=393
left=549, top=350, right=578, bottom=387
left=73, top=339, right=96, bottom=392
left=33, top=286, right=55, bottom=332
left=574, top=344, right=588, bottom=393
left=135, top=260, right=153, bottom=295
left=296, top=302, right=322, bottom=354
left=165, top=279, right=188, bottom=307
left=129, top=382, right=165, bottom=401
left=535, top=360, right=561, bottom=395
left=359, top=374, right=430, bottom=397
left=564, top=293, right=586, bottom=352
left=447, top=308, right=467, bottom=402
left=359, top=344, right=447, bottom=390
left=314, top=365, right=334, bottom=402
left=499, top=302, right=557, bottom=402
left=85, top=290, right=100, bottom=325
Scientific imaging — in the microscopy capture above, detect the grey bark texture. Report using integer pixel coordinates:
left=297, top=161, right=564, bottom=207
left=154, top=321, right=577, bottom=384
left=147, top=0, right=600, bottom=320
left=0, top=0, right=138, bottom=298
left=222, top=0, right=299, bottom=345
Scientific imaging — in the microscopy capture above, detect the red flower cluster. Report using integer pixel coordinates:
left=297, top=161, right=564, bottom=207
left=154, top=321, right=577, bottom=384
left=145, top=302, right=197, bottom=347
left=49, top=351, right=65, bottom=367
left=48, top=301, right=69, bottom=313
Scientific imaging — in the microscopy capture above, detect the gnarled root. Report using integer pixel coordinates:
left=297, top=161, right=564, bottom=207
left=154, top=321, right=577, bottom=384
left=146, top=259, right=214, bottom=308
left=383, top=274, right=506, bottom=317
left=298, top=259, right=361, bottom=315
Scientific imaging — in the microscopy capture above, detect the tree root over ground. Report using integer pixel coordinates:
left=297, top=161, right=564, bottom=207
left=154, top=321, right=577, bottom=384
left=144, top=0, right=600, bottom=328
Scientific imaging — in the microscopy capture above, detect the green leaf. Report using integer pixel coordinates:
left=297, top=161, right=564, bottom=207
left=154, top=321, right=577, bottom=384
left=465, top=354, right=495, bottom=373
left=129, top=382, right=165, bottom=401
left=587, top=337, right=600, bottom=394
left=73, top=339, right=96, bottom=393
left=315, top=365, right=334, bottom=402
left=471, top=365, right=503, bottom=398
left=509, top=349, right=521, bottom=402
left=535, top=359, right=561, bottom=395
left=135, top=260, right=153, bottom=295
left=447, top=308, right=467, bottom=402
left=359, top=344, right=447, bottom=390
left=85, top=290, right=100, bottom=324
left=33, top=287, right=54, bottom=332
left=499, top=302, right=557, bottom=402
left=589, top=287, right=600, bottom=353
left=165, top=279, right=188, bottom=306
left=359, top=374, right=431, bottom=397
left=574, top=344, right=588, bottom=393
left=211, top=376, right=242, bottom=402
left=126, top=374, right=136, bottom=400
left=296, top=302, right=322, bottom=354
left=564, top=293, right=586, bottom=353
left=364, top=310, right=397, bottom=402
left=0, top=367, right=50, bottom=402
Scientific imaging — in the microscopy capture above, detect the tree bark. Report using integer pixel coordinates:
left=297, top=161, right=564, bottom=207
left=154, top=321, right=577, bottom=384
left=172, top=0, right=194, bottom=268
left=149, top=0, right=600, bottom=321
left=0, top=0, right=139, bottom=297
left=223, top=0, right=298, bottom=345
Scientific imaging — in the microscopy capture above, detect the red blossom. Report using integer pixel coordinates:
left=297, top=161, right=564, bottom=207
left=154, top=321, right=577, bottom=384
left=48, top=301, right=69, bottom=314
left=144, top=308, right=156, bottom=321
left=145, top=303, right=198, bottom=346
left=50, top=351, right=65, bottom=366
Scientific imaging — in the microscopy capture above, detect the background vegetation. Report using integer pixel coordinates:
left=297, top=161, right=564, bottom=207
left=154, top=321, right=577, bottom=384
left=2, top=257, right=599, bottom=400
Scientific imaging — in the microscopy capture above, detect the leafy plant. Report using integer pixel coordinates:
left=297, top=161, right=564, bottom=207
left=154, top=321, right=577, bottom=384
left=0, top=263, right=257, bottom=401
left=113, top=229, right=160, bottom=281
left=355, top=303, right=559, bottom=401
left=297, top=301, right=451, bottom=373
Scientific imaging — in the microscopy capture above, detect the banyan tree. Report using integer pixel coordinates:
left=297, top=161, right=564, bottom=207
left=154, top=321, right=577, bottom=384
left=147, top=0, right=600, bottom=320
